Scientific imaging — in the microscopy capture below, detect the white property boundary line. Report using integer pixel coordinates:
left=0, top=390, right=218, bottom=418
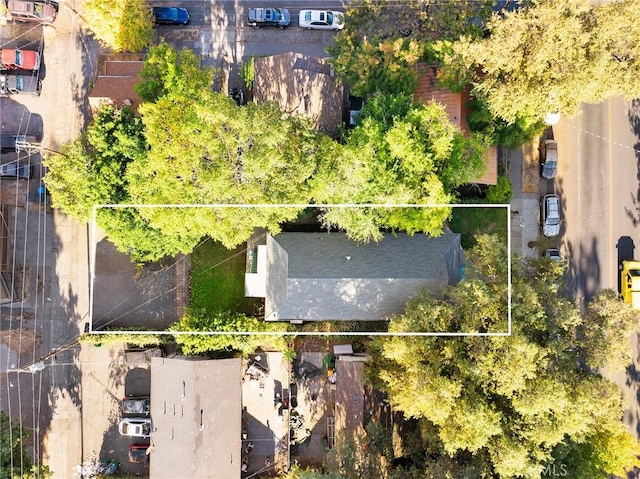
left=89, top=204, right=512, bottom=337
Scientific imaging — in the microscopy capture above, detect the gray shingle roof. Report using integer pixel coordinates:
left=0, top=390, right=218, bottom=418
left=264, top=232, right=461, bottom=321
left=149, top=357, right=242, bottom=479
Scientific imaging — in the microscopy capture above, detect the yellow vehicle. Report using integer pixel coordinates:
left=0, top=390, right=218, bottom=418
left=621, top=260, right=640, bottom=309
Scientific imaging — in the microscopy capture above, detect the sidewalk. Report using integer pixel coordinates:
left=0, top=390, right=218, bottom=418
left=505, top=144, right=541, bottom=259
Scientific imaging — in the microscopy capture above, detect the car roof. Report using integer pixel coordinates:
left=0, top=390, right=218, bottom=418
left=153, top=7, right=177, bottom=19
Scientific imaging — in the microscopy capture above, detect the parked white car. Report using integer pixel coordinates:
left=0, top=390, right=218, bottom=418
left=118, top=418, right=152, bottom=438
left=544, top=248, right=561, bottom=261
left=298, top=10, right=344, bottom=30
left=542, top=194, right=561, bottom=237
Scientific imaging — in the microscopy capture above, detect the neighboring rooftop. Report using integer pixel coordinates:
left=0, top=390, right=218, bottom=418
left=253, top=52, right=345, bottom=136
left=89, top=54, right=144, bottom=113
left=335, top=357, right=366, bottom=441
left=414, top=63, right=497, bottom=185
left=149, top=357, right=242, bottom=479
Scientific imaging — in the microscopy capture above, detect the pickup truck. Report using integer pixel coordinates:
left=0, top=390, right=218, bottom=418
left=1, top=49, right=41, bottom=70
left=0, top=73, right=40, bottom=95
left=621, top=260, right=640, bottom=309
left=247, top=7, right=290, bottom=28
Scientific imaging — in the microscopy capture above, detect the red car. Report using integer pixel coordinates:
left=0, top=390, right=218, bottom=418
left=0, top=49, right=41, bottom=70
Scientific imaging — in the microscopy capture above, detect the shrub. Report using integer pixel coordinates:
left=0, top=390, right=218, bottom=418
left=242, top=57, right=255, bottom=90
left=485, top=174, right=513, bottom=204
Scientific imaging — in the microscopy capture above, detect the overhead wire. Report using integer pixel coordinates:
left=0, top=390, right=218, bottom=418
left=1, top=20, right=50, bottom=478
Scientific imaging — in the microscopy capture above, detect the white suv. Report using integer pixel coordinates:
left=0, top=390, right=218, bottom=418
left=542, top=194, right=561, bottom=237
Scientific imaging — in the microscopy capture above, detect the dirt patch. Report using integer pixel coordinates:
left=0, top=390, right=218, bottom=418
left=0, top=328, right=40, bottom=353
left=521, top=141, right=541, bottom=194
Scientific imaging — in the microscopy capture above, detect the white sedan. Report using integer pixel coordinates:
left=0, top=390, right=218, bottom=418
left=298, top=10, right=344, bottom=30
left=118, top=418, right=152, bottom=438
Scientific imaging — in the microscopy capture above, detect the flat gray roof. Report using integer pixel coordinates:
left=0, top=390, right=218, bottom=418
left=149, top=357, right=242, bottom=479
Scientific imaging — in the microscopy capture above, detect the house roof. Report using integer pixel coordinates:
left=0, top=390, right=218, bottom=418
left=260, top=232, right=461, bottom=321
left=253, top=52, right=345, bottom=136
left=414, top=63, right=497, bottom=185
left=89, top=55, right=144, bottom=113
left=149, top=357, right=242, bottom=479
left=335, top=359, right=366, bottom=440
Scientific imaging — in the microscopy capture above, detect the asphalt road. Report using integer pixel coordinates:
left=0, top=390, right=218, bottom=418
left=156, top=0, right=344, bottom=82
left=554, top=97, right=640, bottom=305
left=554, top=98, right=640, bottom=449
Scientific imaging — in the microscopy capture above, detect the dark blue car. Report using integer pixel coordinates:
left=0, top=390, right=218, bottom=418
left=152, top=6, right=190, bottom=25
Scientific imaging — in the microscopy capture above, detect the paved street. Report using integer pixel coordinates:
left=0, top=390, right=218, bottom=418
left=0, top=1, right=100, bottom=477
left=552, top=98, right=640, bottom=455
left=554, top=97, right=640, bottom=304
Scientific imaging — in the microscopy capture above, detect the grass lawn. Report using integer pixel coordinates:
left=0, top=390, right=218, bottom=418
left=448, top=205, right=508, bottom=250
left=189, top=239, right=260, bottom=315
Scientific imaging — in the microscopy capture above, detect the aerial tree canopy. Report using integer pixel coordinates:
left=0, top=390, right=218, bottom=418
left=44, top=105, right=145, bottom=221
left=316, top=94, right=487, bottom=242
left=328, top=0, right=494, bottom=97
left=1, top=412, right=52, bottom=479
left=43, top=105, right=200, bottom=263
left=439, top=0, right=640, bottom=123
left=370, top=235, right=640, bottom=478
left=47, top=43, right=493, bottom=261
left=135, top=42, right=215, bottom=102
left=132, top=90, right=331, bottom=249
left=169, top=308, right=288, bottom=356
left=83, top=0, right=153, bottom=52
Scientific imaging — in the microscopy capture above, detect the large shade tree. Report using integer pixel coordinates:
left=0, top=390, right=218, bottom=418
left=46, top=43, right=492, bottom=261
left=371, top=235, right=640, bottom=478
left=132, top=89, right=333, bottom=249
left=328, top=0, right=494, bottom=97
left=44, top=105, right=201, bottom=263
left=439, top=0, right=640, bottom=123
left=83, top=0, right=153, bottom=52
left=316, top=94, right=487, bottom=242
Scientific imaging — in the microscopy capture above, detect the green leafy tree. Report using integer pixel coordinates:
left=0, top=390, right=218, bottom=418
left=579, top=288, right=639, bottom=371
left=44, top=105, right=196, bottom=263
left=136, top=42, right=215, bottom=102
left=96, top=207, right=203, bottom=263
left=371, top=234, right=640, bottom=478
left=463, top=97, right=546, bottom=149
left=131, top=89, right=332, bottom=249
left=44, top=105, right=146, bottom=221
left=551, top=420, right=640, bottom=479
left=328, top=0, right=494, bottom=97
left=317, top=94, right=487, bottom=242
left=439, top=0, right=640, bottom=123
left=83, top=0, right=153, bottom=52
left=1, top=412, right=51, bottom=479
left=170, top=308, right=289, bottom=356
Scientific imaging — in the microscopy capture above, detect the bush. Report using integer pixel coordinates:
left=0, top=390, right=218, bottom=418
left=79, top=331, right=166, bottom=347
left=485, top=174, right=513, bottom=204
left=242, top=57, right=255, bottom=90
left=466, top=98, right=546, bottom=149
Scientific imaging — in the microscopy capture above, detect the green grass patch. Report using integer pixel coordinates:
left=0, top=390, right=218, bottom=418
left=449, top=205, right=508, bottom=250
left=189, top=239, right=260, bottom=315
